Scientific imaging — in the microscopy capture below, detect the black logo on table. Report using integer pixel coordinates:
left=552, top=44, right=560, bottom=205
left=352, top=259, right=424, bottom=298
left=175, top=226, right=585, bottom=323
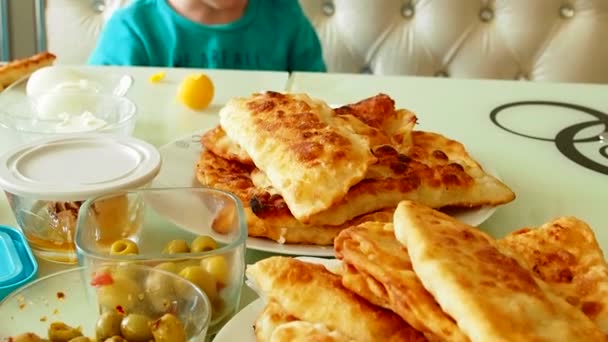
left=490, top=101, right=608, bottom=175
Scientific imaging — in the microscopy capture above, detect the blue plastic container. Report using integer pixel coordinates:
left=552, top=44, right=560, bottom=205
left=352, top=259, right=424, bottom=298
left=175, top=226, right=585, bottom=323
left=0, top=225, right=38, bottom=300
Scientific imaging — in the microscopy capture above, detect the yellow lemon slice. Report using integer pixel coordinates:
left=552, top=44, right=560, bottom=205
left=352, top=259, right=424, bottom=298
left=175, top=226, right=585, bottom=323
left=177, top=73, right=215, bottom=110
left=149, top=71, right=166, bottom=83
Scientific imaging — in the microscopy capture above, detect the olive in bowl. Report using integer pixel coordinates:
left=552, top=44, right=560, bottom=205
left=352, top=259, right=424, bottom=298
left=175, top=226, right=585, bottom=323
left=75, top=187, right=247, bottom=336
left=0, top=265, right=211, bottom=341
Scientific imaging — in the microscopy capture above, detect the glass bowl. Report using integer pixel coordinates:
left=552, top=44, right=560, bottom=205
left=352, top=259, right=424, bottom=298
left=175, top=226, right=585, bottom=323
left=0, top=90, right=137, bottom=148
left=75, top=187, right=248, bottom=336
left=0, top=264, right=211, bottom=341
left=0, top=135, right=161, bottom=265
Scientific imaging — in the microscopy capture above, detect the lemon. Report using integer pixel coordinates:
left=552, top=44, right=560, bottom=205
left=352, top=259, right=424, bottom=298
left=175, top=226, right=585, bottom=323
left=176, top=73, right=214, bottom=110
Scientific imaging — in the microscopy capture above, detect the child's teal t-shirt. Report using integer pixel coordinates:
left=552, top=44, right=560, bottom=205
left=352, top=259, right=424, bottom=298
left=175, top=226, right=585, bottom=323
left=88, top=0, right=326, bottom=72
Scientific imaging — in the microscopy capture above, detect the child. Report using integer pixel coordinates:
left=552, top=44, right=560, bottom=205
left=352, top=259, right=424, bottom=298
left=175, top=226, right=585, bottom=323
left=88, top=0, right=327, bottom=72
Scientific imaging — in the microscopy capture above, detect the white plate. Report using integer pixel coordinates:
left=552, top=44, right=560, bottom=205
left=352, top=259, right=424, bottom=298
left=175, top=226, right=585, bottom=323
left=213, top=299, right=262, bottom=342
left=151, top=132, right=498, bottom=256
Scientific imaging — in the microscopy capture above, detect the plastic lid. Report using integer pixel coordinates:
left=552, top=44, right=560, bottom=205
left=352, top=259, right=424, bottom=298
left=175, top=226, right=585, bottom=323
left=0, top=225, right=37, bottom=299
left=0, top=134, right=162, bottom=201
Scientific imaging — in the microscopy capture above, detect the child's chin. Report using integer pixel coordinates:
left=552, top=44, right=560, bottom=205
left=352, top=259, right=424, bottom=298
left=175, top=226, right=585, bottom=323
left=202, top=0, right=248, bottom=11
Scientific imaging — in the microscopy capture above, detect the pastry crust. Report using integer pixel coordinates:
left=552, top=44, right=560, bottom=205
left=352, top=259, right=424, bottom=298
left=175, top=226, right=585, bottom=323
left=196, top=148, right=393, bottom=245
left=219, top=91, right=376, bottom=221
left=394, top=200, right=605, bottom=342
left=255, top=300, right=352, bottom=342
left=246, top=256, right=426, bottom=342
left=498, top=217, right=608, bottom=333
left=0, top=51, right=56, bottom=89
left=335, top=222, right=469, bottom=342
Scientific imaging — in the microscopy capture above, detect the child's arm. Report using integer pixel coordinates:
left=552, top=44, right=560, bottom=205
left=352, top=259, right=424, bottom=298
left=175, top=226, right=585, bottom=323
left=288, top=9, right=327, bottom=72
left=88, top=13, right=149, bottom=66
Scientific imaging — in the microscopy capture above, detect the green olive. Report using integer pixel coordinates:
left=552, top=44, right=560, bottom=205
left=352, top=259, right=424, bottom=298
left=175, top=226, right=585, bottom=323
left=178, top=266, right=217, bottom=300
left=200, top=255, right=229, bottom=285
left=96, top=275, right=141, bottom=311
left=48, top=322, right=83, bottom=341
left=149, top=313, right=186, bottom=342
left=120, top=314, right=153, bottom=342
left=162, top=240, right=190, bottom=254
left=145, top=271, right=176, bottom=312
left=109, top=239, right=139, bottom=255
left=103, top=337, right=126, bottom=342
left=154, top=262, right=177, bottom=273
left=190, top=235, right=218, bottom=253
left=95, top=311, right=123, bottom=341
left=9, top=333, right=45, bottom=342
left=68, top=337, right=91, bottom=342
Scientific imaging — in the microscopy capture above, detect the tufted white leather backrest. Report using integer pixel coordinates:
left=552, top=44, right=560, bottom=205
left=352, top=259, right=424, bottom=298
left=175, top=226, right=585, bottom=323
left=46, top=0, right=608, bottom=83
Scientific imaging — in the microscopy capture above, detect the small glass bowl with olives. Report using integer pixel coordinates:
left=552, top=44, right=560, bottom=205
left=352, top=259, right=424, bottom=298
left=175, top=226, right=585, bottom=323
left=75, top=187, right=247, bottom=336
left=0, top=265, right=211, bottom=341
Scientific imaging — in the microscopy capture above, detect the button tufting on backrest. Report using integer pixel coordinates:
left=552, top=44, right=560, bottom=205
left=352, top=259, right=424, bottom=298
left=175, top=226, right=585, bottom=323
left=92, top=0, right=105, bottom=13
left=479, top=7, right=494, bottom=22
left=401, top=2, right=415, bottom=18
left=44, top=0, right=608, bottom=84
left=559, top=4, right=575, bottom=19
left=322, top=1, right=335, bottom=16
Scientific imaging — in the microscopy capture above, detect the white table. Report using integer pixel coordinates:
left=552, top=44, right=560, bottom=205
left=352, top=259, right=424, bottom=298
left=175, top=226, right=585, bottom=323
left=288, top=72, right=608, bottom=251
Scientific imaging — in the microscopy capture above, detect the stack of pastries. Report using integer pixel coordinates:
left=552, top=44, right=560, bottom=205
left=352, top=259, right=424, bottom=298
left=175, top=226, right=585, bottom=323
left=196, top=91, right=515, bottom=245
left=247, top=201, right=608, bottom=341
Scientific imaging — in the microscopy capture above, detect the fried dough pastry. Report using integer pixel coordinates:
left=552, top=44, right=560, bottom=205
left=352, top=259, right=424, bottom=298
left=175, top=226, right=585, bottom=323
left=497, top=216, right=608, bottom=333
left=255, top=300, right=298, bottom=342
left=196, top=148, right=393, bottom=245
left=219, top=91, right=376, bottom=221
left=203, top=94, right=416, bottom=165
left=335, top=222, right=469, bottom=342
left=255, top=300, right=352, bottom=342
left=0, top=52, right=56, bottom=88
left=305, top=130, right=515, bottom=226
left=225, top=130, right=515, bottom=227
left=270, top=321, right=354, bottom=342
left=246, top=257, right=426, bottom=342
left=201, top=125, right=254, bottom=165
left=394, top=200, right=605, bottom=342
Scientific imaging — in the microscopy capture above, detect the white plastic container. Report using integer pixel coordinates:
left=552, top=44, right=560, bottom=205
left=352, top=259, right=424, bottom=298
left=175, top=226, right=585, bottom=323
left=0, top=134, right=161, bottom=264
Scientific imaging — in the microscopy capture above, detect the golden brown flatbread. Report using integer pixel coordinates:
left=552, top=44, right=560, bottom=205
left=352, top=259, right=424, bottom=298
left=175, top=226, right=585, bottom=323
left=219, top=91, right=376, bottom=222
left=203, top=94, right=416, bottom=165
left=255, top=300, right=352, bottom=342
left=201, top=125, right=254, bottom=165
left=335, top=222, right=469, bottom=342
left=196, top=148, right=393, bottom=245
left=270, top=321, right=353, bottom=342
left=300, top=130, right=515, bottom=226
left=394, top=200, right=606, bottom=342
left=199, top=93, right=514, bottom=244
left=0, top=52, right=56, bottom=89
left=254, top=299, right=299, bottom=342
left=246, top=256, right=426, bottom=342
left=497, top=216, right=608, bottom=333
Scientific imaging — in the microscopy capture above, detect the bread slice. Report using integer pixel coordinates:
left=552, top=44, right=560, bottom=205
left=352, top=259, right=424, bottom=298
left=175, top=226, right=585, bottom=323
left=246, top=256, right=426, bottom=342
left=219, top=91, right=376, bottom=222
left=335, top=222, right=469, bottom=341
left=497, top=216, right=608, bottom=333
left=394, top=200, right=605, bottom=342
